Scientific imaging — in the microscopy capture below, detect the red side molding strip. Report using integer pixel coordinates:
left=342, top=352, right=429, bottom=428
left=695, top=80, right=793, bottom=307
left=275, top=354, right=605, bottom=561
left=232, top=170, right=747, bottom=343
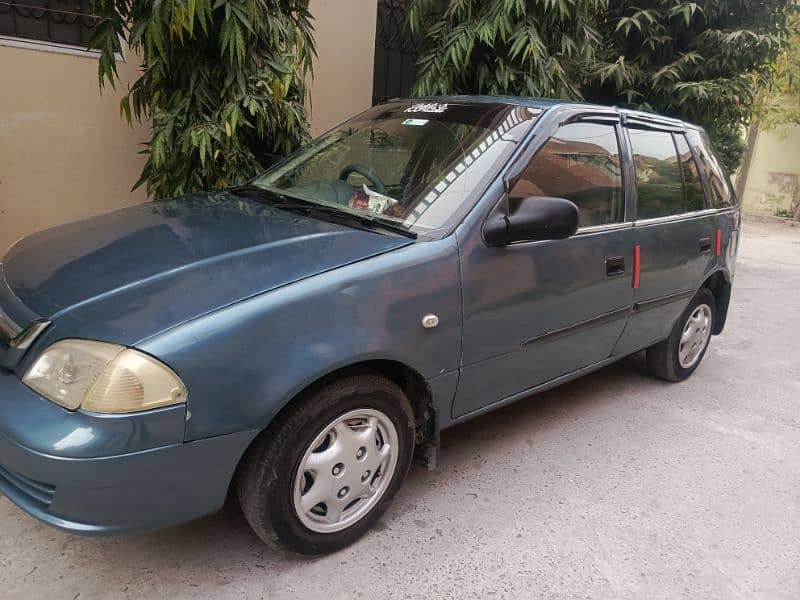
left=715, top=228, right=722, bottom=257
left=633, top=244, right=641, bottom=289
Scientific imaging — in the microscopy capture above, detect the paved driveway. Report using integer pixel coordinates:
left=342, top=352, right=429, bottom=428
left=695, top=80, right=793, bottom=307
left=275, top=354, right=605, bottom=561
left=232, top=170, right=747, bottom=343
left=2, top=222, right=799, bottom=600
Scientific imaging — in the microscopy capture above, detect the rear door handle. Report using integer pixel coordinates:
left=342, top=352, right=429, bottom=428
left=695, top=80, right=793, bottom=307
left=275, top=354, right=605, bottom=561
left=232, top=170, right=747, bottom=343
left=605, top=256, right=625, bottom=276
left=699, top=237, right=712, bottom=253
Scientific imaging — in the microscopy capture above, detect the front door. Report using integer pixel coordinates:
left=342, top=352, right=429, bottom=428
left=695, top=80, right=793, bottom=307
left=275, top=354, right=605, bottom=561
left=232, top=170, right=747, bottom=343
left=452, top=118, right=636, bottom=419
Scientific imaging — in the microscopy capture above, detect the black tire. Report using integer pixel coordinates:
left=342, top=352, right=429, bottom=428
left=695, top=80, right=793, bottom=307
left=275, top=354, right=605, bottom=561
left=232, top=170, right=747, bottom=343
left=647, top=288, right=716, bottom=382
left=237, top=373, right=415, bottom=555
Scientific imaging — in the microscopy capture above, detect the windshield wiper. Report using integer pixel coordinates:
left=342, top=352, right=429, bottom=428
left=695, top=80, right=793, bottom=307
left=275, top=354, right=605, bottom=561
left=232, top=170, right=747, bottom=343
left=228, top=184, right=295, bottom=205
left=229, top=184, right=417, bottom=239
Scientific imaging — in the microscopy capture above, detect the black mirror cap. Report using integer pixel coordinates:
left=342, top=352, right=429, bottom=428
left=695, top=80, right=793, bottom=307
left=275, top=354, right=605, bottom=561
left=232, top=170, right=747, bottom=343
left=484, top=196, right=580, bottom=246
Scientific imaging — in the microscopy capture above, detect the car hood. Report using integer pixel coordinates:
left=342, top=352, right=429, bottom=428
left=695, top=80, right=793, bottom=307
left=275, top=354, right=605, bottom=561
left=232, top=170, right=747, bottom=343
left=1, top=192, right=411, bottom=345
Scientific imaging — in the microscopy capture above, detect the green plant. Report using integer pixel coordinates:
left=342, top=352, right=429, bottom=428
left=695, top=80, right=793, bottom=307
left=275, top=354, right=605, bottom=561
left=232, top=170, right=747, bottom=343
left=90, top=0, right=315, bottom=198
left=408, top=0, right=796, bottom=172
left=590, top=1, right=795, bottom=172
left=753, top=13, right=800, bottom=130
left=407, top=0, right=606, bottom=99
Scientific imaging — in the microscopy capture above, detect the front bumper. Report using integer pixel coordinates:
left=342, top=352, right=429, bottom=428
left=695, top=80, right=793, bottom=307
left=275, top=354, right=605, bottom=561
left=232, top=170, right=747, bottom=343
left=0, top=370, right=257, bottom=535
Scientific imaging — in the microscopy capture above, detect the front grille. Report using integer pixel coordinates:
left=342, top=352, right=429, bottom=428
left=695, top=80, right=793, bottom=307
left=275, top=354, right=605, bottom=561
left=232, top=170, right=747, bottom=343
left=0, top=268, right=50, bottom=369
left=0, top=305, right=20, bottom=345
left=0, top=462, right=55, bottom=509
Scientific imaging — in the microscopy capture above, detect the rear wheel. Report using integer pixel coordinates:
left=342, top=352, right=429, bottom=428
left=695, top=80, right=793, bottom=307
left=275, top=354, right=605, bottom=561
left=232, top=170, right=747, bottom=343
left=237, top=373, right=414, bottom=554
left=647, top=288, right=715, bottom=382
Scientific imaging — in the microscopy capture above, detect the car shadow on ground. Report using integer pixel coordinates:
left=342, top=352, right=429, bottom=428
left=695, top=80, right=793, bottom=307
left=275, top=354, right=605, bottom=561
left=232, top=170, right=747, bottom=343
left=39, top=353, right=661, bottom=570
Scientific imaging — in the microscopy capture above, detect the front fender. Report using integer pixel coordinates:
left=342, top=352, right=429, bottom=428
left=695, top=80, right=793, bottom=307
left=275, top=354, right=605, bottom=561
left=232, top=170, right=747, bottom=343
left=139, top=238, right=462, bottom=441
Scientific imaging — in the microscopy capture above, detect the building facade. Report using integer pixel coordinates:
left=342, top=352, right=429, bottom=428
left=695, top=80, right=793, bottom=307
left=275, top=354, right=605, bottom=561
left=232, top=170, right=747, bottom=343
left=1, top=0, right=397, bottom=252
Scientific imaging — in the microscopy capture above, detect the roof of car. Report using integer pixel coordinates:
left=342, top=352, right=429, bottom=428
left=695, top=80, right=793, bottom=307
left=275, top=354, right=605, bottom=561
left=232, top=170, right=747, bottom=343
left=393, top=95, right=703, bottom=131
left=400, top=95, right=568, bottom=109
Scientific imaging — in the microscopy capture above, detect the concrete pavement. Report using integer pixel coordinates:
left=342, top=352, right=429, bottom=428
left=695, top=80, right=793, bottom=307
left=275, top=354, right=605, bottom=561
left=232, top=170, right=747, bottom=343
left=1, top=221, right=799, bottom=599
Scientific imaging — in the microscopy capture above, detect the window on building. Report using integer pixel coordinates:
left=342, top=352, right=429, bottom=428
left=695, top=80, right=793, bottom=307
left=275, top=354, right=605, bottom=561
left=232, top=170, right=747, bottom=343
left=509, top=122, right=624, bottom=227
left=687, top=130, right=736, bottom=208
left=674, top=133, right=706, bottom=212
left=373, top=0, right=418, bottom=105
left=0, top=1, right=98, bottom=48
left=628, top=128, right=684, bottom=219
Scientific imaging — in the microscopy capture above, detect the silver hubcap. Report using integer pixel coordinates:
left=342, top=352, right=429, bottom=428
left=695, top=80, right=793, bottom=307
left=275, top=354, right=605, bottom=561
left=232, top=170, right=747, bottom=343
left=679, top=304, right=712, bottom=368
left=292, top=408, right=398, bottom=533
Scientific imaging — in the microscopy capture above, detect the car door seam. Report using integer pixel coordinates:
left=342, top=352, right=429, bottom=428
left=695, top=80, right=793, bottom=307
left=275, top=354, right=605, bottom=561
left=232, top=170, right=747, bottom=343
left=520, top=306, right=631, bottom=347
left=632, top=289, right=695, bottom=313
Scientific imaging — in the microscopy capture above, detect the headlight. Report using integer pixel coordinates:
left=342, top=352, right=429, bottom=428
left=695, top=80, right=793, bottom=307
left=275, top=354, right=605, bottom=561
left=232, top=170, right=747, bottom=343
left=23, top=339, right=187, bottom=414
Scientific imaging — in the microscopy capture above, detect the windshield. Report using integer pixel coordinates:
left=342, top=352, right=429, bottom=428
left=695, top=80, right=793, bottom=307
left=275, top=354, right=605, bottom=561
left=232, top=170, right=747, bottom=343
left=252, top=101, right=543, bottom=236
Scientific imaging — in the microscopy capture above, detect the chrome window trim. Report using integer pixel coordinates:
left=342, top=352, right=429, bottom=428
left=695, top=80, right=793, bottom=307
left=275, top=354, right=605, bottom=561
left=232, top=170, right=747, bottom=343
left=715, top=206, right=740, bottom=216
left=633, top=208, right=718, bottom=226
left=575, top=222, right=633, bottom=235
left=502, top=221, right=633, bottom=248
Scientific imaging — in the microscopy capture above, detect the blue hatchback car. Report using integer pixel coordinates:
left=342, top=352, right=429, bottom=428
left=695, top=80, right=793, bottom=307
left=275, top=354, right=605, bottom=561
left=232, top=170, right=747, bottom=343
left=0, top=97, right=739, bottom=554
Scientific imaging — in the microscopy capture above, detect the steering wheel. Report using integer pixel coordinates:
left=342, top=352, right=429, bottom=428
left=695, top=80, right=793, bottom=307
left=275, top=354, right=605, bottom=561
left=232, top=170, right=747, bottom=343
left=338, top=164, right=387, bottom=196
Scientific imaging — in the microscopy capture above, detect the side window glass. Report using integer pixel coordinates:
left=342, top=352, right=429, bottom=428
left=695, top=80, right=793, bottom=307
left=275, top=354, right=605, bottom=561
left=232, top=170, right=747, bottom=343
left=628, top=128, right=684, bottom=219
left=687, top=130, right=736, bottom=208
left=674, top=134, right=706, bottom=212
left=509, top=122, right=624, bottom=227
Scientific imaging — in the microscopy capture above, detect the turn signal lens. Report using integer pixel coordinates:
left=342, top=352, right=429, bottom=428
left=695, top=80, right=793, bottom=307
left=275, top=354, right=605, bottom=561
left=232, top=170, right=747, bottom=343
left=23, top=339, right=186, bottom=414
left=83, top=349, right=186, bottom=413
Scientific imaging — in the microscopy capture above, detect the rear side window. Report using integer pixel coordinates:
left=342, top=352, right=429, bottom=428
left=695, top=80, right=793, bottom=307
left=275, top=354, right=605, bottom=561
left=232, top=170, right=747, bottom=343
left=509, top=122, right=624, bottom=227
left=627, top=128, right=684, bottom=219
left=674, top=134, right=706, bottom=212
left=687, top=130, right=736, bottom=208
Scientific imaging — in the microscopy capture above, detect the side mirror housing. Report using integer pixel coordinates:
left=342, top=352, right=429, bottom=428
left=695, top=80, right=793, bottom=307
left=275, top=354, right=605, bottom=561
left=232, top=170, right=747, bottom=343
left=483, top=196, right=580, bottom=246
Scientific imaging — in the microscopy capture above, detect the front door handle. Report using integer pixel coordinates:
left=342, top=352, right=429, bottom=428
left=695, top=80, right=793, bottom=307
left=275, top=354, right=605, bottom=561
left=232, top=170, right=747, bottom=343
left=605, top=256, right=625, bottom=277
left=699, top=237, right=712, bottom=253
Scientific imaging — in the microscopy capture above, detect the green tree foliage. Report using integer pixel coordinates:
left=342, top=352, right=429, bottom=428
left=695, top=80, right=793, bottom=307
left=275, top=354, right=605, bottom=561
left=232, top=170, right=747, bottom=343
left=409, top=0, right=795, bottom=171
left=753, top=13, right=800, bottom=130
left=591, top=1, right=794, bottom=171
left=408, top=0, right=607, bottom=99
left=90, top=0, right=315, bottom=198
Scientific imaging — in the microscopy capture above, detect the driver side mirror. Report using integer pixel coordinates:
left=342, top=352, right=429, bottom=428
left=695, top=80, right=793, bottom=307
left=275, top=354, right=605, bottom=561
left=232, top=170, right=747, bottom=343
left=483, top=196, right=580, bottom=246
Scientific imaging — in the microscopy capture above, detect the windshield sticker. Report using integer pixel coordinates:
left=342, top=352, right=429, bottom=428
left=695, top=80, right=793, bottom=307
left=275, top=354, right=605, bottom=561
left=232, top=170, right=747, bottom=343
left=402, top=118, right=429, bottom=126
left=405, top=102, right=449, bottom=114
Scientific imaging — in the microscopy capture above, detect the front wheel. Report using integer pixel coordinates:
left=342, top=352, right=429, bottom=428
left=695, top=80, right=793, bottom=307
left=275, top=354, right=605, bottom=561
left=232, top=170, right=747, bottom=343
left=237, top=374, right=415, bottom=554
left=646, top=288, right=716, bottom=382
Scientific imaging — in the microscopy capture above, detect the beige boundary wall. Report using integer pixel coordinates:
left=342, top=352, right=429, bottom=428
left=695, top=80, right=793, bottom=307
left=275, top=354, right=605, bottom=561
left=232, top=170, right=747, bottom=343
left=740, top=123, right=800, bottom=218
left=0, top=0, right=377, bottom=253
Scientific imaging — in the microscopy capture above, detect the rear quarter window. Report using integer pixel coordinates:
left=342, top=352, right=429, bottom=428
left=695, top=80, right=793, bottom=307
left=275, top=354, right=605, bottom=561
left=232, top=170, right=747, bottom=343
left=673, top=134, right=706, bottom=212
left=686, top=130, right=737, bottom=208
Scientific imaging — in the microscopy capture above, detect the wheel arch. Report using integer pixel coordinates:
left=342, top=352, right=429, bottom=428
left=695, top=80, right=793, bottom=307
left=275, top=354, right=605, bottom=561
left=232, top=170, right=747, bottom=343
left=700, top=269, right=732, bottom=335
left=236, top=359, right=439, bottom=481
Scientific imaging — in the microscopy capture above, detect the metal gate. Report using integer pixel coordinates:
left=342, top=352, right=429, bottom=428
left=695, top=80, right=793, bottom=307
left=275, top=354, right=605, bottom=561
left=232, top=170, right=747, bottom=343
left=372, top=0, right=419, bottom=105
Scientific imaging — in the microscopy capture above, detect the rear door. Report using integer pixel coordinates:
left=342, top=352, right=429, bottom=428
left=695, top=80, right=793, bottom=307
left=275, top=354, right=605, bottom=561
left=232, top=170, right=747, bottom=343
left=612, top=122, right=719, bottom=355
left=688, top=129, right=741, bottom=282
